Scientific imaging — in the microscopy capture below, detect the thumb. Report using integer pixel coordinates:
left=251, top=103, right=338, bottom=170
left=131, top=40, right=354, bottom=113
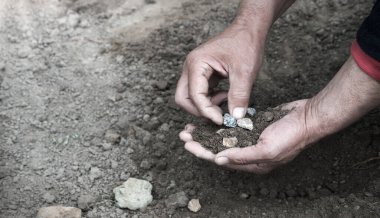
left=228, top=70, right=254, bottom=119
left=214, top=142, right=268, bottom=166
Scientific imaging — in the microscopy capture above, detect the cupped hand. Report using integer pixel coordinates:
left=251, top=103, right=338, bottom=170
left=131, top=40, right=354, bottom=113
left=175, top=23, right=265, bottom=125
left=179, top=100, right=319, bottom=173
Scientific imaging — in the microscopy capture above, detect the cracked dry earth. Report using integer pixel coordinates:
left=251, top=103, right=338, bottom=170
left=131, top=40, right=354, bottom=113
left=1, top=0, right=380, bottom=217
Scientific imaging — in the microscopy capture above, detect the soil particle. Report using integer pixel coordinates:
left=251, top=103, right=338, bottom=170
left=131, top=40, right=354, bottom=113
left=263, top=111, right=274, bottom=122
left=42, top=192, right=56, bottom=203
left=193, top=107, right=288, bottom=153
left=104, top=129, right=121, bottom=144
left=165, top=191, right=189, bottom=209
left=155, top=80, right=168, bottom=90
left=222, top=137, right=238, bottom=148
left=89, top=167, right=102, bottom=181
left=187, top=198, right=201, bottom=212
left=77, top=194, right=97, bottom=210
left=36, top=206, right=81, bottom=218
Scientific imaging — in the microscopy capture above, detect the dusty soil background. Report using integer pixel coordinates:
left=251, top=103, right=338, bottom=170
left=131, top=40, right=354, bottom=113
left=0, top=0, right=379, bottom=217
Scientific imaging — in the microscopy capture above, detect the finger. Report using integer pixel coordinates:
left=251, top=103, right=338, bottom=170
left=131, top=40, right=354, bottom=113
left=188, top=63, right=223, bottom=125
left=185, top=141, right=215, bottom=162
left=210, top=91, right=228, bottom=106
left=179, top=130, right=193, bottom=142
left=214, top=141, right=274, bottom=166
left=228, top=67, right=255, bottom=119
left=179, top=124, right=196, bottom=142
left=175, top=69, right=201, bottom=116
left=224, top=163, right=274, bottom=174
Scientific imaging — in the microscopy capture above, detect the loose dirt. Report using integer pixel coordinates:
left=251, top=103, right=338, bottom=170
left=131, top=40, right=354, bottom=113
left=1, top=0, right=379, bottom=217
left=193, top=107, right=288, bottom=153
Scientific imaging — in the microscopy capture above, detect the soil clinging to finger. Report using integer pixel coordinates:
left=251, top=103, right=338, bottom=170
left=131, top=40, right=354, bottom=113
left=192, top=107, right=288, bottom=153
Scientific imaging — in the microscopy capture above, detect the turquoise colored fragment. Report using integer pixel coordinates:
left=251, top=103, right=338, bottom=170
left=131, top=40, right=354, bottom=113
left=223, top=113, right=237, bottom=128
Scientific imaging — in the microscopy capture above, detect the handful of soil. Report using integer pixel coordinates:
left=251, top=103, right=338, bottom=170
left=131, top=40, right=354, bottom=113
left=192, top=107, right=288, bottom=153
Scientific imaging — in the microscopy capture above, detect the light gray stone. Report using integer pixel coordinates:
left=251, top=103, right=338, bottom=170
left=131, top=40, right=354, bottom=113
left=36, top=206, right=81, bottom=218
left=237, top=118, right=253, bottom=130
left=187, top=199, right=201, bottom=212
left=42, top=192, right=56, bottom=203
left=113, top=178, right=153, bottom=210
left=104, top=129, right=121, bottom=144
left=77, top=194, right=97, bottom=210
left=222, top=137, right=238, bottom=148
left=165, top=191, right=189, bottom=208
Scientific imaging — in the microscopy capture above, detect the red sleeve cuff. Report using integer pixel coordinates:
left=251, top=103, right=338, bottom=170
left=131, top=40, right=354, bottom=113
left=351, top=40, right=380, bottom=82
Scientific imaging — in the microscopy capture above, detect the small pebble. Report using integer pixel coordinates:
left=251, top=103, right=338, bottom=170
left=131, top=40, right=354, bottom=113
left=102, top=143, right=112, bottom=151
left=104, top=130, right=121, bottom=144
left=77, top=194, right=97, bottom=210
left=223, top=113, right=237, bottom=128
left=165, top=191, right=189, bottom=209
left=263, top=111, right=274, bottom=122
left=42, top=192, right=55, bottom=203
left=237, top=118, right=253, bottom=130
left=216, top=129, right=225, bottom=135
left=223, top=137, right=238, bottom=148
left=187, top=199, right=201, bottom=212
left=247, top=107, right=256, bottom=116
left=239, top=193, right=250, bottom=199
left=36, top=206, right=81, bottom=218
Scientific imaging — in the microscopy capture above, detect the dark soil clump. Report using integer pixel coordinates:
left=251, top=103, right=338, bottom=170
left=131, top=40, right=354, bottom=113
left=193, top=107, right=288, bottom=153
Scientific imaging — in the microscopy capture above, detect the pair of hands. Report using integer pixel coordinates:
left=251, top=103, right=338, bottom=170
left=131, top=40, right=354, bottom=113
left=174, top=23, right=319, bottom=173
left=174, top=19, right=380, bottom=173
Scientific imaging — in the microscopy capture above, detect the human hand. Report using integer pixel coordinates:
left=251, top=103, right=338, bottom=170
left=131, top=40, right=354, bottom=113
left=179, top=100, right=316, bottom=173
left=175, top=23, right=266, bottom=125
left=179, top=57, right=380, bottom=173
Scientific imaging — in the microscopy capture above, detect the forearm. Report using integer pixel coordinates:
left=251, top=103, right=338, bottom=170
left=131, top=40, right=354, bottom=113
left=306, top=56, right=380, bottom=142
left=232, top=0, right=296, bottom=38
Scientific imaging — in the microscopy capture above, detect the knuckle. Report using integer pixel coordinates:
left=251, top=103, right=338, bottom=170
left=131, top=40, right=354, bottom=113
left=229, top=89, right=250, bottom=100
left=186, top=51, right=200, bottom=65
left=174, top=93, right=185, bottom=106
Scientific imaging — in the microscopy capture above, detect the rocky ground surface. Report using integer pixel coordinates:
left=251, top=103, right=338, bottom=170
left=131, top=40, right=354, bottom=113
left=1, top=0, right=379, bottom=217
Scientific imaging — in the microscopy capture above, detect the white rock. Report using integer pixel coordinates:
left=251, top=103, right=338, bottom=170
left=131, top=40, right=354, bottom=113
left=237, top=118, right=253, bottom=130
left=113, top=178, right=153, bottom=210
left=222, top=137, right=238, bottom=148
left=187, top=199, right=201, bottom=212
left=36, top=206, right=81, bottom=218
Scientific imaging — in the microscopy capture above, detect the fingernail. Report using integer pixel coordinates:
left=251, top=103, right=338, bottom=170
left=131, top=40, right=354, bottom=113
left=215, top=157, right=229, bottom=165
left=233, top=107, right=246, bottom=119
